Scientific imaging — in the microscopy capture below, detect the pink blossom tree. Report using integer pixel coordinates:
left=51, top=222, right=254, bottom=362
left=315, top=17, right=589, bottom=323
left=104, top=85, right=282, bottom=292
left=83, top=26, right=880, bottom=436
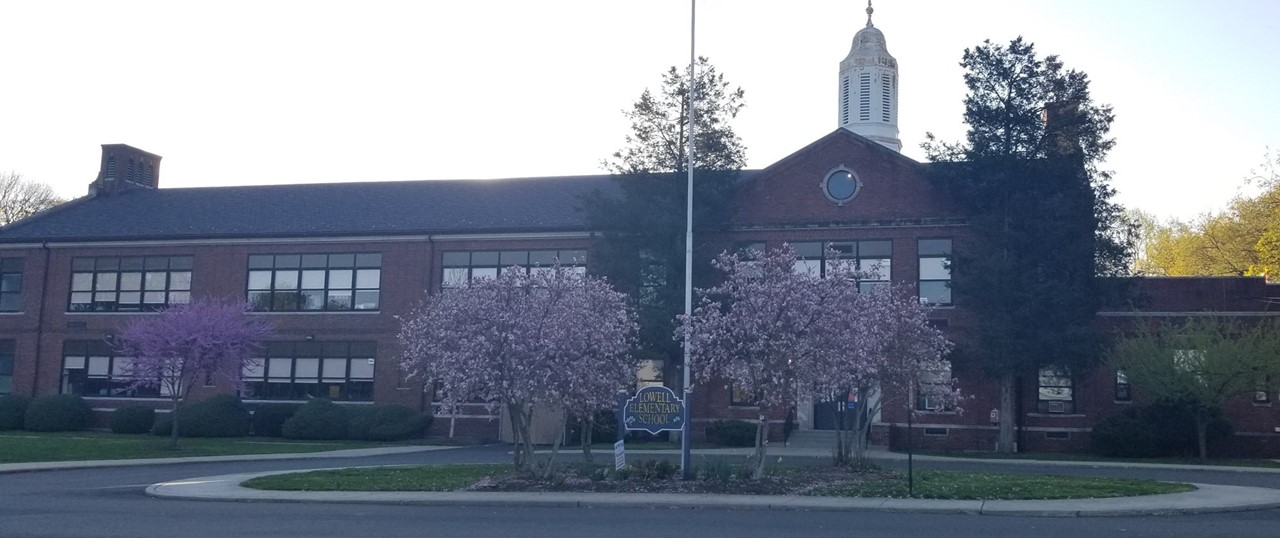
left=398, top=265, right=636, bottom=475
left=682, top=245, right=848, bottom=479
left=117, top=298, right=274, bottom=449
left=817, top=282, right=958, bottom=467
left=684, top=246, right=958, bottom=477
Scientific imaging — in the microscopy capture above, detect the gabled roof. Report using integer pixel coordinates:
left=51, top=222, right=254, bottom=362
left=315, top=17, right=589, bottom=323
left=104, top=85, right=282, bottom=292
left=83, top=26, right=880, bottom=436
left=0, top=175, right=641, bottom=243
left=751, top=128, right=927, bottom=180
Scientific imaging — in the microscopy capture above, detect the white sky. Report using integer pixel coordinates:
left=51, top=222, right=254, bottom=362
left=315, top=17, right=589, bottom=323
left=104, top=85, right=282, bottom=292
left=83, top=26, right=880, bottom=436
left=1, top=0, right=1277, bottom=222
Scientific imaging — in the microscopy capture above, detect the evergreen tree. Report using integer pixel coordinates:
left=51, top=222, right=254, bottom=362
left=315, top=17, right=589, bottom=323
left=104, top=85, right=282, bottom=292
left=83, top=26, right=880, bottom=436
left=923, top=37, right=1134, bottom=452
left=583, top=57, right=747, bottom=367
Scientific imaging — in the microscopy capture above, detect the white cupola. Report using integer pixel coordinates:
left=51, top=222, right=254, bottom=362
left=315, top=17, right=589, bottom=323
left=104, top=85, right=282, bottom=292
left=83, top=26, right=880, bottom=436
left=838, top=1, right=901, bottom=152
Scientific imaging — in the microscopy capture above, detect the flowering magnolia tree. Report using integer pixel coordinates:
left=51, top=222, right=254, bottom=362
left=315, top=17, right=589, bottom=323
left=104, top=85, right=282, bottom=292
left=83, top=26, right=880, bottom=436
left=398, top=265, right=637, bottom=475
left=682, top=246, right=848, bottom=479
left=816, top=282, right=958, bottom=467
left=117, top=298, right=274, bottom=449
left=683, top=246, right=958, bottom=477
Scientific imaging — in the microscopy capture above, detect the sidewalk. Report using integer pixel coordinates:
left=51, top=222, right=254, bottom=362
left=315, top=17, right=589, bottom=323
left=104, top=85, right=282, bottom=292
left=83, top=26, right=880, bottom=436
left=145, top=468, right=1280, bottom=517
left=0, top=445, right=452, bottom=474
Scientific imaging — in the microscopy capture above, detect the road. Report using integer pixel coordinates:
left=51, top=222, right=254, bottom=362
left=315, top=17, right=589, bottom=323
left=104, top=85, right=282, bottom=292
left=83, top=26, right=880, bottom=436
left=3, top=446, right=1280, bottom=538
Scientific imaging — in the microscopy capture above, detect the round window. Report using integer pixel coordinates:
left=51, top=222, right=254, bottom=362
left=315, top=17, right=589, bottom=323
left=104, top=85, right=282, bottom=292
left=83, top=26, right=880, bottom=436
left=823, top=168, right=860, bottom=205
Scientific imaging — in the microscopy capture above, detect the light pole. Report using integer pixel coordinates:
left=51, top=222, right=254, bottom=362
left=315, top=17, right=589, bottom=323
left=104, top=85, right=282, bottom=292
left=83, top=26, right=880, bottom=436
left=680, top=0, right=696, bottom=481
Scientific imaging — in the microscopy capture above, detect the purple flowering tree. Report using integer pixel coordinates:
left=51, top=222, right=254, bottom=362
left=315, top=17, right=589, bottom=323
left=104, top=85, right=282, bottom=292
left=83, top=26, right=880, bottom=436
left=682, top=246, right=847, bottom=479
left=398, top=265, right=637, bottom=475
left=117, top=298, right=274, bottom=449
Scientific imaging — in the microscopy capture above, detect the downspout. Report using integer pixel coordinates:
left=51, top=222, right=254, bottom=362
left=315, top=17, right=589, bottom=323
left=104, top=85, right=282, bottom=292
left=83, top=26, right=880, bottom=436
left=418, top=235, right=435, bottom=414
left=30, top=242, right=52, bottom=395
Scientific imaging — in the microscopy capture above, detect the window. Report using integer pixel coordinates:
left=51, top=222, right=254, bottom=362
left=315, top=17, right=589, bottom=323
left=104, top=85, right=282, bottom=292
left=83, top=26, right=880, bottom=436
left=792, top=241, right=891, bottom=292
left=1115, top=370, right=1131, bottom=402
left=917, top=239, right=951, bottom=305
left=916, top=363, right=952, bottom=411
left=61, top=340, right=158, bottom=398
left=441, top=250, right=586, bottom=288
left=730, top=385, right=755, bottom=406
left=242, top=341, right=375, bottom=401
left=822, top=168, right=861, bottom=205
left=0, top=258, right=22, bottom=311
left=1037, top=366, right=1074, bottom=414
left=248, top=253, right=381, bottom=311
left=636, top=359, right=664, bottom=389
left=69, top=256, right=192, bottom=312
left=0, top=340, right=13, bottom=394
left=1255, top=375, right=1270, bottom=404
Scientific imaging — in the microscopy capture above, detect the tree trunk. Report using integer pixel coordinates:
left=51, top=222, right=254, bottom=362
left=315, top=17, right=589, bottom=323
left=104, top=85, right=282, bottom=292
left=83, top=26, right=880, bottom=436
left=581, top=415, right=594, bottom=464
left=167, top=397, right=180, bottom=450
left=751, top=411, right=769, bottom=479
left=995, top=372, right=1017, bottom=453
left=540, top=414, right=567, bottom=479
left=1195, top=412, right=1210, bottom=463
left=507, top=403, right=527, bottom=470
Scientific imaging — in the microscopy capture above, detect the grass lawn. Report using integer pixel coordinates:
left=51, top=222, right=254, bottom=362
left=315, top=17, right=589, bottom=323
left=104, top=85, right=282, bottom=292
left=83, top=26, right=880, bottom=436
left=901, top=449, right=1280, bottom=469
left=244, top=464, right=505, bottom=491
left=242, top=463, right=1194, bottom=500
left=0, top=431, right=390, bottom=463
left=815, top=470, right=1195, bottom=500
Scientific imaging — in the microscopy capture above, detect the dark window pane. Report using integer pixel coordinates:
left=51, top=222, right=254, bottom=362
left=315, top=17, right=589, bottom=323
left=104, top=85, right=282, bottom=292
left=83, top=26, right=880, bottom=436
left=918, top=239, right=952, bottom=256
left=121, top=257, right=145, bottom=270
left=248, top=291, right=272, bottom=311
left=471, top=251, right=499, bottom=266
left=860, top=240, right=892, bottom=257
left=326, top=291, right=352, bottom=310
left=355, top=253, right=381, bottom=267
left=0, top=274, right=21, bottom=293
left=275, top=255, right=301, bottom=268
left=248, top=255, right=274, bottom=269
left=169, top=257, right=193, bottom=270
left=500, top=251, right=528, bottom=265
left=72, top=258, right=95, bottom=271
left=328, top=254, right=355, bottom=268
left=95, top=258, right=120, bottom=271
left=529, top=251, right=557, bottom=265
left=560, top=250, right=587, bottom=265
left=442, top=252, right=470, bottom=267
left=354, top=290, right=379, bottom=310
left=301, top=254, right=328, bottom=268
left=0, top=293, right=19, bottom=311
left=0, top=258, right=22, bottom=272
left=301, top=290, right=325, bottom=310
left=792, top=242, right=823, bottom=258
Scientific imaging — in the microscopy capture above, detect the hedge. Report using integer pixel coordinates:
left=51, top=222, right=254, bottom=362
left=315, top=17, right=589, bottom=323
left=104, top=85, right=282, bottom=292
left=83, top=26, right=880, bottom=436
left=24, top=394, right=93, bottom=432
left=281, top=399, right=351, bottom=440
left=110, top=405, right=156, bottom=434
left=151, top=395, right=251, bottom=437
left=346, top=405, right=431, bottom=441
left=251, top=403, right=302, bottom=437
left=0, top=394, right=31, bottom=430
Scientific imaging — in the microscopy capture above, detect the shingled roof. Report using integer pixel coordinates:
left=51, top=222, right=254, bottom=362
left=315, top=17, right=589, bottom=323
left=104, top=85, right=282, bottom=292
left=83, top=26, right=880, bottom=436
left=0, top=175, right=638, bottom=243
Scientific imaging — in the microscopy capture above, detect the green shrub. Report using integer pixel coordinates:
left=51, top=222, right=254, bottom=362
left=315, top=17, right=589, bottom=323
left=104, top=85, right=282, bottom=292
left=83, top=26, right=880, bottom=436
left=109, top=405, right=156, bottom=434
left=281, top=399, right=351, bottom=440
left=705, top=419, right=756, bottom=447
left=251, top=403, right=302, bottom=437
left=1092, top=399, right=1234, bottom=458
left=24, top=394, right=93, bottom=432
left=151, top=395, right=251, bottom=437
left=0, top=394, right=31, bottom=430
left=346, top=404, right=431, bottom=441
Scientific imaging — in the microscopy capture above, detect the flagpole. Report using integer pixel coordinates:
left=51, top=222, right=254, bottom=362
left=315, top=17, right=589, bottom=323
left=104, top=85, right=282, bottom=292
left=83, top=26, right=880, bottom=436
left=680, top=0, right=696, bottom=481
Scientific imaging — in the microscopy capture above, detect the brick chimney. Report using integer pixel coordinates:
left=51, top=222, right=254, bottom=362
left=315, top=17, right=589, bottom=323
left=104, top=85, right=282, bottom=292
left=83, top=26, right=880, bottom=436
left=89, top=144, right=162, bottom=196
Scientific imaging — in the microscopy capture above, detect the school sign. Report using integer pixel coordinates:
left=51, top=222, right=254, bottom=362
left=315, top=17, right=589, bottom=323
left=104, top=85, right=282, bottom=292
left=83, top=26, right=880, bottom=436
left=621, top=386, right=687, bottom=434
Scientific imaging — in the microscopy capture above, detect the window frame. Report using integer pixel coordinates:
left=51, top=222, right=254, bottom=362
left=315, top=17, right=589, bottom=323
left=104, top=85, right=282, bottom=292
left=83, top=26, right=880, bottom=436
left=247, top=253, right=381, bottom=312
left=1037, top=366, right=1075, bottom=414
left=791, top=240, right=892, bottom=291
left=917, top=238, right=952, bottom=306
left=0, top=258, right=22, bottom=312
left=1114, top=369, right=1132, bottom=402
left=0, top=340, right=13, bottom=394
left=440, top=250, right=587, bottom=289
left=68, top=256, right=192, bottom=313
left=241, top=341, right=376, bottom=402
left=60, top=340, right=159, bottom=399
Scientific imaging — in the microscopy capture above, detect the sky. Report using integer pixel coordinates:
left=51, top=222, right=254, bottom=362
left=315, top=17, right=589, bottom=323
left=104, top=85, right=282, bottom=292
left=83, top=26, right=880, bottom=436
left=1, top=0, right=1277, bottom=222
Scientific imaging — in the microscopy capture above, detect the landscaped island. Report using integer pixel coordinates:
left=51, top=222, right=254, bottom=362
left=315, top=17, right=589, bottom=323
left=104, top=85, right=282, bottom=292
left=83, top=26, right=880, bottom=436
left=241, top=463, right=1194, bottom=501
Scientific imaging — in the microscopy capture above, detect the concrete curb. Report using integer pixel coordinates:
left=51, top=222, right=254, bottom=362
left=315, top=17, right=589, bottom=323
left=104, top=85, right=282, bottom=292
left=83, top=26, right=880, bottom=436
left=0, top=446, right=454, bottom=474
left=144, top=468, right=1280, bottom=517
